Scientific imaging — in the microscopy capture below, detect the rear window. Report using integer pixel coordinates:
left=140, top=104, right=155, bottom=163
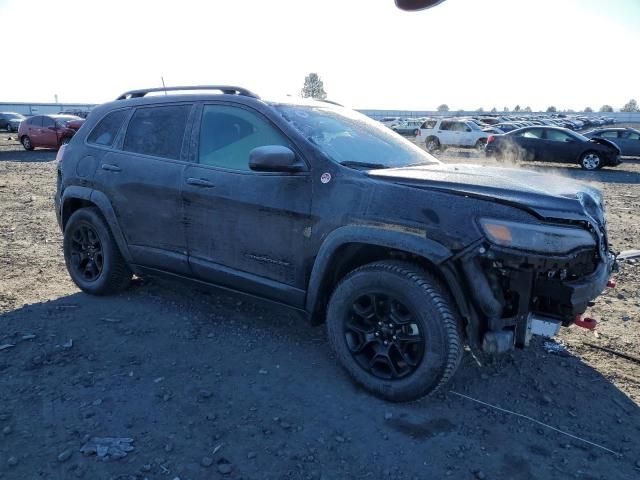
left=123, top=105, right=191, bottom=159
left=88, top=110, right=128, bottom=147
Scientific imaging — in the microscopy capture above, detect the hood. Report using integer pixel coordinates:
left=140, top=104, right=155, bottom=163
left=368, top=163, right=604, bottom=222
left=589, top=137, right=620, bottom=153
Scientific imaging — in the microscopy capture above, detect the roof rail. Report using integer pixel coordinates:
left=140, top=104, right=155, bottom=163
left=115, top=85, right=260, bottom=101
left=317, top=99, right=344, bottom=107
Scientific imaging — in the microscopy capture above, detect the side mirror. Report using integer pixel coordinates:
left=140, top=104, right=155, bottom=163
left=395, top=0, right=446, bottom=10
left=249, top=146, right=301, bottom=172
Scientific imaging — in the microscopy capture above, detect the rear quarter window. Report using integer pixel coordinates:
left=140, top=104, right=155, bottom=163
left=421, top=120, right=436, bottom=129
left=123, top=104, right=191, bottom=160
left=87, top=109, right=129, bottom=147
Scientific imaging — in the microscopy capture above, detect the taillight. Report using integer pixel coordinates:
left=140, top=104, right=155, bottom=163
left=55, top=144, right=67, bottom=163
left=487, top=135, right=495, bottom=143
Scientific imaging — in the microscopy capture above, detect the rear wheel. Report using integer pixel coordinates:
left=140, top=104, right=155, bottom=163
left=326, top=261, right=463, bottom=402
left=580, top=151, right=602, bottom=170
left=425, top=137, right=440, bottom=153
left=63, top=208, right=132, bottom=295
left=60, top=137, right=71, bottom=146
left=21, top=136, right=33, bottom=150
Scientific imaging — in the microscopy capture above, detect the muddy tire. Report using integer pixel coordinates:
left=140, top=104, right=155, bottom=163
left=63, top=207, right=132, bottom=295
left=475, top=139, right=487, bottom=151
left=580, top=151, right=603, bottom=170
left=425, top=137, right=441, bottom=153
left=326, top=261, right=463, bottom=402
left=21, top=136, right=33, bottom=150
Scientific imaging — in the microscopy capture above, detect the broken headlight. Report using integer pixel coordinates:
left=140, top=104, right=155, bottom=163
left=479, top=218, right=596, bottom=254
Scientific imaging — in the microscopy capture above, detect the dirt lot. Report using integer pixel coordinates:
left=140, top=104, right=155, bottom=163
left=1, top=133, right=639, bottom=480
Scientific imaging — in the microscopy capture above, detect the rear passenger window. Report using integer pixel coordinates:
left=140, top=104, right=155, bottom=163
left=198, top=105, right=291, bottom=171
left=28, top=116, right=42, bottom=126
left=440, top=121, right=454, bottom=131
left=123, top=105, right=191, bottom=159
left=521, top=129, right=543, bottom=139
left=88, top=109, right=128, bottom=147
left=42, top=117, right=55, bottom=128
left=600, top=131, right=619, bottom=139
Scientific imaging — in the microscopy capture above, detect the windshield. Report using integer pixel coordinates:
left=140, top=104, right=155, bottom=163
left=275, top=104, right=440, bottom=168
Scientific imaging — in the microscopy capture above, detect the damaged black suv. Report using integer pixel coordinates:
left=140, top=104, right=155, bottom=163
left=55, top=86, right=615, bottom=401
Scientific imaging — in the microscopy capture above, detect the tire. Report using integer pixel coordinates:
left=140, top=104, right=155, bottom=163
left=21, top=135, right=33, bottom=150
left=326, top=260, right=463, bottom=402
left=63, top=207, right=132, bottom=295
left=580, top=151, right=602, bottom=170
left=425, top=137, right=440, bottom=153
left=475, top=139, right=487, bottom=151
left=60, top=137, right=71, bottom=146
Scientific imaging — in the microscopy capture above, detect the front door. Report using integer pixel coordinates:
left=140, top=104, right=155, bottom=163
left=92, top=103, right=194, bottom=274
left=182, top=103, right=312, bottom=306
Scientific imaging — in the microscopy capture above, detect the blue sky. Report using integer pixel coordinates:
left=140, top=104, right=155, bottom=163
left=0, top=0, right=638, bottom=110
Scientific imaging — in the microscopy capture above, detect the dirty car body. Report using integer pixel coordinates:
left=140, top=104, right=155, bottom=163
left=54, top=86, right=616, bottom=401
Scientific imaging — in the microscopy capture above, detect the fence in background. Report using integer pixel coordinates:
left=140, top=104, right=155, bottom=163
left=358, top=109, right=640, bottom=123
left=2, top=102, right=640, bottom=123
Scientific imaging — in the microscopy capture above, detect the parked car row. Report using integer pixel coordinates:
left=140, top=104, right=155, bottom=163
left=0, top=112, right=26, bottom=132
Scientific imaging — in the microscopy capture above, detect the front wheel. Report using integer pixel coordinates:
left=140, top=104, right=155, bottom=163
left=326, top=261, right=463, bottom=402
left=580, top=151, right=602, bottom=170
left=475, top=139, right=487, bottom=152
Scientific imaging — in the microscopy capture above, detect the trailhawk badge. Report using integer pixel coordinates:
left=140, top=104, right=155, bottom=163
left=320, top=172, right=331, bottom=184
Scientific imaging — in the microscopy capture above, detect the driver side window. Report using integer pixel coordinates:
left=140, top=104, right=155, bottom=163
left=199, top=105, right=292, bottom=171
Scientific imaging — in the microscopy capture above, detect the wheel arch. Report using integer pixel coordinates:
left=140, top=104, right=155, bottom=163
left=305, top=225, right=462, bottom=325
left=61, top=186, right=132, bottom=263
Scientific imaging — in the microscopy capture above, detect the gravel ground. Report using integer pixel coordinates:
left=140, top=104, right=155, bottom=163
left=1, top=133, right=639, bottom=480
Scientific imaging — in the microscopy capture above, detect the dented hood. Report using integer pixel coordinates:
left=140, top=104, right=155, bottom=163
left=369, top=163, right=603, bottom=221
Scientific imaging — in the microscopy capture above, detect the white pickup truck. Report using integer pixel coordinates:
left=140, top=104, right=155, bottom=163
left=416, top=118, right=488, bottom=153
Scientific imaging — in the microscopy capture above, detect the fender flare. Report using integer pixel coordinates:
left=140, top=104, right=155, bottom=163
left=61, top=186, right=132, bottom=263
left=305, top=225, right=453, bottom=316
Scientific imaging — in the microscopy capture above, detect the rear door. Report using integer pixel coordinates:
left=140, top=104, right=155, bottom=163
left=25, top=115, right=43, bottom=143
left=615, top=130, right=640, bottom=156
left=437, top=121, right=455, bottom=146
left=182, top=102, right=313, bottom=305
left=40, top=116, right=59, bottom=148
left=513, top=128, right=544, bottom=160
left=92, top=103, right=195, bottom=274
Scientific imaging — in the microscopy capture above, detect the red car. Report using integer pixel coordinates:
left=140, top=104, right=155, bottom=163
left=18, top=114, right=85, bottom=150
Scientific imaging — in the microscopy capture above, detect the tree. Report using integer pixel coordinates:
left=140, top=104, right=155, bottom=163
left=621, top=99, right=639, bottom=112
left=476, top=107, right=484, bottom=113
left=584, top=107, right=593, bottom=113
left=524, top=106, right=532, bottom=112
left=490, top=107, right=497, bottom=113
left=546, top=106, right=557, bottom=113
left=503, top=106, right=508, bottom=112
left=300, top=73, right=327, bottom=100
left=514, top=105, right=521, bottom=112
left=437, top=104, right=449, bottom=112
left=600, top=105, right=613, bottom=112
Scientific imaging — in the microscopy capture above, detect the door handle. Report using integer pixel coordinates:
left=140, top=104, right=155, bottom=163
left=186, top=177, right=215, bottom=188
left=101, top=163, right=121, bottom=172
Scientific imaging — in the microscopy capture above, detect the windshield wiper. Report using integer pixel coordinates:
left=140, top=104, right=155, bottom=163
left=339, top=161, right=388, bottom=169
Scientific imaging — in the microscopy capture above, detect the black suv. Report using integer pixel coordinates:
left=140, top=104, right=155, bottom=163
left=55, top=86, right=615, bottom=402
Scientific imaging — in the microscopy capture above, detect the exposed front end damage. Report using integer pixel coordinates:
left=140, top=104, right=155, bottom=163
left=452, top=220, right=615, bottom=354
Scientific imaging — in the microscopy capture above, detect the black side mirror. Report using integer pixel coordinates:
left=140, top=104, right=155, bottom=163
left=395, top=0, right=446, bottom=11
left=249, top=146, right=301, bottom=172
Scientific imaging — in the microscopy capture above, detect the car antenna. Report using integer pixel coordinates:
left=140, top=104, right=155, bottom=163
left=161, top=76, right=167, bottom=96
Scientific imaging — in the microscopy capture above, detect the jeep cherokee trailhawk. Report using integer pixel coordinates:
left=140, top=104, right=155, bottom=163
left=55, top=85, right=615, bottom=401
